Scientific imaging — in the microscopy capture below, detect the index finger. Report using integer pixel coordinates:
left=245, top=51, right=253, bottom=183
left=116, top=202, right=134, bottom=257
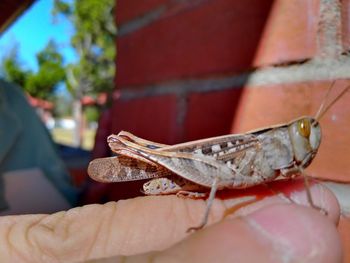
left=0, top=179, right=340, bottom=262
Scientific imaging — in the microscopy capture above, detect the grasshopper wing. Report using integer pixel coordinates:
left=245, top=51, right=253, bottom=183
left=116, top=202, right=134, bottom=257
left=115, top=136, right=243, bottom=188
left=88, top=155, right=172, bottom=183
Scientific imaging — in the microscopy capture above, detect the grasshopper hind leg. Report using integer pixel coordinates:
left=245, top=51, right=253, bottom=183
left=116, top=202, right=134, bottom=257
left=176, top=190, right=207, bottom=199
left=142, top=176, right=206, bottom=196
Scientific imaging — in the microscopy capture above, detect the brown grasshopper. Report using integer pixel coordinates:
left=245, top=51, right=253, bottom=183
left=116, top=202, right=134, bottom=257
left=88, top=83, right=349, bottom=231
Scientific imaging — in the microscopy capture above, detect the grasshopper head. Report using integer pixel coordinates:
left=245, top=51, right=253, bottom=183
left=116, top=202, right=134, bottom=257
left=288, top=117, right=321, bottom=167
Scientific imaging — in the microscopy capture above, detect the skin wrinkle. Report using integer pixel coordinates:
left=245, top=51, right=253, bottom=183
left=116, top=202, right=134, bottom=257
left=8, top=218, right=39, bottom=263
left=84, top=203, right=108, bottom=260
left=88, top=204, right=124, bottom=260
left=83, top=210, right=104, bottom=261
left=34, top=206, right=104, bottom=262
left=101, top=202, right=118, bottom=256
left=101, top=204, right=120, bottom=255
left=5, top=221, right=22, bottom=261
left=36, top=213, right=70, bottom=261
left=55, top=209, right=78, bottom=254
left=28, top=217, right=56, bottom=263
left=53, top=211, right=70, bottom=241
left=37, top=212, right=65, bottom=236
left=2, top=219, right=13, bottom=259
left=33, top=213, right=73, bottom=262
left=95, top=202, right=126, bottom=257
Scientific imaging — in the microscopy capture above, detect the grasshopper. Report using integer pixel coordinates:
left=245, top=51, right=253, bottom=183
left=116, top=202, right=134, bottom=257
left=88, top=83, right=349, bottom=231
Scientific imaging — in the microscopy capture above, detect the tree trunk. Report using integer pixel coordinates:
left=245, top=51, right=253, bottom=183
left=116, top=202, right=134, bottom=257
left=72, top=99, right=83, bottom=147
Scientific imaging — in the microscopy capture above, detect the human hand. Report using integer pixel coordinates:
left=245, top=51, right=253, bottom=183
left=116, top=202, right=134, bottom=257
left=0, top=179, right=342, bottom=263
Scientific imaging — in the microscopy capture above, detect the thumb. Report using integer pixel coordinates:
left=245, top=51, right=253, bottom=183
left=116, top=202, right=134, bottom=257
left=104, top=204, right=341, bottom=263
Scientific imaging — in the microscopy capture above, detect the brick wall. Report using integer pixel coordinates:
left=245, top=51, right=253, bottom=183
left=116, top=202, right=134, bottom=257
left=89, top=1, right=350, bottom=258
left=101, top=0, right=350, bottom=184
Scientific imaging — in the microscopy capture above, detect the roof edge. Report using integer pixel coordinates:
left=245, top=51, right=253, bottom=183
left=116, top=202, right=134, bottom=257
left=0, top=0, right=35, bottom=36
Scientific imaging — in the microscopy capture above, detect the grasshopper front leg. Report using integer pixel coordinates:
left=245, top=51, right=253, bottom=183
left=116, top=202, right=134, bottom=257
left=143, top=176, right=216, bottom=232
left=187, top=177, right=219, bottom=232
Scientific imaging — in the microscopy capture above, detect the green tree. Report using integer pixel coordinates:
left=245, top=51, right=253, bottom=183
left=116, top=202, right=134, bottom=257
left=53, top=0, right=116, bottom=146
left=1, top=41, right=65, bottom=100
left=1, top=45, right=30, bottom=89
left=25, top=40, right=66, bottom=99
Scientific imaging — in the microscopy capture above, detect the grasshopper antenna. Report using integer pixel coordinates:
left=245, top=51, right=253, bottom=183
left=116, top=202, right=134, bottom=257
left=314, top=81, right=350, bottom=122
left=314, top=80, right=335, bottom=121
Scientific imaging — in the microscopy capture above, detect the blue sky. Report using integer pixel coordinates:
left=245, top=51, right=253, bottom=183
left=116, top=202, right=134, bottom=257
left=0, top=0, right=76, bottom=72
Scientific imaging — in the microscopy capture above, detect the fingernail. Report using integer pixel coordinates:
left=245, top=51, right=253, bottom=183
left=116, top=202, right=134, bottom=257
left=245, top=204, right=342, bottom=262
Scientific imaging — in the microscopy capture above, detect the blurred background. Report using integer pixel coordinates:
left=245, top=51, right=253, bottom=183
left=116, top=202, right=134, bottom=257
left=0, top=0, right=350, bottom=249
left=0, top=0, right=116, bottom=213
left=1, top=0, right=350, bottom=260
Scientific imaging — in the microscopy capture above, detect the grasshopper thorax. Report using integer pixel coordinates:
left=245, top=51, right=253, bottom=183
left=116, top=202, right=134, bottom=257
left=288, top=117, right=321, bottom=168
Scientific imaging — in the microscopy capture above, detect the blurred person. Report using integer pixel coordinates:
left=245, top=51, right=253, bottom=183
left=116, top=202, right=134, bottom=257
left=0, top=79, right=78, bottom=213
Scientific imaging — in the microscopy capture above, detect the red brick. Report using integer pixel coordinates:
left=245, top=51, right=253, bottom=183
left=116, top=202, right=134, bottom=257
left=116, top=0, right=274, bottom=87
left=341, top=0, right=350, bottom=50
left=111, top=95, right=178, bottom=144
left=253, top=0, right=318, bottom=65
left=231, top=80, right=350, bottom=183
left=116, top=0, right=318, bottom=87
left=116, top=0, right=167, bottom=24
left=184, top=89, right=243, bottom=141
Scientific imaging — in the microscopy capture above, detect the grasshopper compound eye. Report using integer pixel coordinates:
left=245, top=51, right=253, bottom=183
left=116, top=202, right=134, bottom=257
left=297, top=118, right=311, bottom=138
left=289, top=117, right=321, bottom=163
